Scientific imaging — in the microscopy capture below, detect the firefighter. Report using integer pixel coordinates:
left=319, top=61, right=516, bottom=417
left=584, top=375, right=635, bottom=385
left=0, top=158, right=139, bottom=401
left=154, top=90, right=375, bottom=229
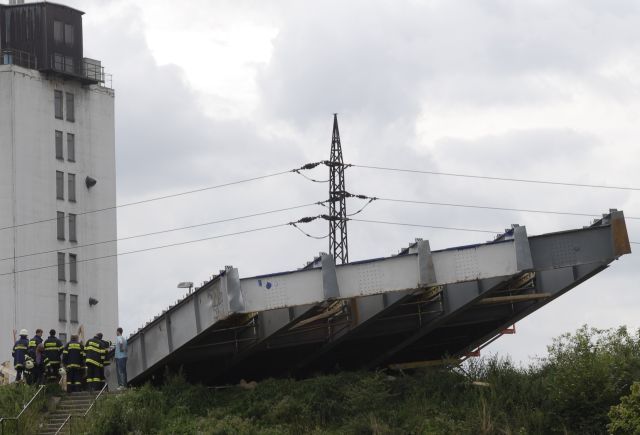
left=44, top=329, right=64, bottom=382
left=85, top=333, right=105, bottom=391
left=98, top=333, right=114, bottom=389
left=27, top=329, right=44, bottom=385
left=62, top=334, right=85, bottom=393
left=12, top=329, right=29, bottom=382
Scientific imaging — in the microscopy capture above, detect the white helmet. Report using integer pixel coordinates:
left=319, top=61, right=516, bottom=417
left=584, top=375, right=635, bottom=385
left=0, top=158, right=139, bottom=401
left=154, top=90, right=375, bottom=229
left=58, top=367, right=66, bottom=376
left=25, top=360, right=34, bottom=370
left=19, top=329, right=28, bottom=336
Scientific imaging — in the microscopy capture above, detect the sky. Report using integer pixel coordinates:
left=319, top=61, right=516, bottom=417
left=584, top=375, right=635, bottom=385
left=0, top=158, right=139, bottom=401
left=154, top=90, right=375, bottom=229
left=59, top=0, right=639, bottom=364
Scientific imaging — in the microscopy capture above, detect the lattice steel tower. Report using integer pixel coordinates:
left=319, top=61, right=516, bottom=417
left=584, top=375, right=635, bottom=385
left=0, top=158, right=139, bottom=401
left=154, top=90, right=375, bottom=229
left=329, top=114, right=349, bottom=264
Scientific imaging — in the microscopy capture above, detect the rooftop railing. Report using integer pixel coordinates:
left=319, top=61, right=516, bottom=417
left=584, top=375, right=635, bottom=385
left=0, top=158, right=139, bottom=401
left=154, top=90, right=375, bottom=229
left=47, top=54, right=113, bottom=89
left=0, top=49, right=113, bottom=88
left=0, top=48, right=37, bottom=69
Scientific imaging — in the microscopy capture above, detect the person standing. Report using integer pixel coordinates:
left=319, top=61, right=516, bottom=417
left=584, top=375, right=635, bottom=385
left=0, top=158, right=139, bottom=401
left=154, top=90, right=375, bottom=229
left=27, top=329, right=43, bottom=385
left=99, top=334, right=114, bottom=389
left=85, top=334, right=105, bottom=391
left=62, top=335, right=85, bottom=393
left=115, top=327, right=127, bottom=389
left=12, top=329, right=29, bottom=382
left=44, top=329, right=64, bottom=382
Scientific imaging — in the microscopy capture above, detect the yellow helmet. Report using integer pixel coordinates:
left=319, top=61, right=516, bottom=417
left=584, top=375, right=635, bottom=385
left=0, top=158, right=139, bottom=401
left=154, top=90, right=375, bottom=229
left=25, top=360, right=34, bottom=370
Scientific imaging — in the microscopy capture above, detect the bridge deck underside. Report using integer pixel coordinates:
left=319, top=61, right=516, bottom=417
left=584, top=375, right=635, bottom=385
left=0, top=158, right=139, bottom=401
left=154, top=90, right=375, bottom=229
left=137, top=262, right=607, bottom=385
left=125, top=211, right=630, bottom=386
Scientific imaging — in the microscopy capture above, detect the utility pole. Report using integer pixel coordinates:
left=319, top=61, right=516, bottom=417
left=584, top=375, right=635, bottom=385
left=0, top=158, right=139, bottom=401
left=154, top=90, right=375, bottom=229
left=329, top=114, right=349, bottom=264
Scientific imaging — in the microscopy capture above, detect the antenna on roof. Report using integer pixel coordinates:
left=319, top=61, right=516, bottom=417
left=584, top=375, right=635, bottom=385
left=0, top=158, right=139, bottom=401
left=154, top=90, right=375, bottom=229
left=328, top=114, right=349, bottom=264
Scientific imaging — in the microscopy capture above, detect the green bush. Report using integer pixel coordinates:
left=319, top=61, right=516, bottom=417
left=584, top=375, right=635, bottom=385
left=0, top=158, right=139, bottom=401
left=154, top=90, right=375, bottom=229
left=0, top=383, right=38, bottom=417
left=608, top=382, right=640, bottom=434
left=80, top=325, right=640, bottom=434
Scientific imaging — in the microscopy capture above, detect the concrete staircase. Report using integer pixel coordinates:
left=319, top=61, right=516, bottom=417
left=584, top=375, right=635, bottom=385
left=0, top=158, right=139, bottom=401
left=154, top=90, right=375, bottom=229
left=38, top=391, right=97, bottom=435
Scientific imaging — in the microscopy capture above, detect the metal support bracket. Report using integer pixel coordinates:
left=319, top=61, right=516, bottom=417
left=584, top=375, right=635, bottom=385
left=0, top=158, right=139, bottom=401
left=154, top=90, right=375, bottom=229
left=513, top=226, right=533, bottom=271
left=225, top=266, right=245, bottom=312
left=321, top=253, right=340, bottom=299
left=417, top=239, right=437, bottom=286
left=140, top=332, right=148, bottom=371
left=165, top=315, right=174, bottom=353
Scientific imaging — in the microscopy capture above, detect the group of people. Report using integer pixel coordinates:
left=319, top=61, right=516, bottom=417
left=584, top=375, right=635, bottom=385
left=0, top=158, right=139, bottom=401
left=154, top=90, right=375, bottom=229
left=11, top=327, right=128, bottom=392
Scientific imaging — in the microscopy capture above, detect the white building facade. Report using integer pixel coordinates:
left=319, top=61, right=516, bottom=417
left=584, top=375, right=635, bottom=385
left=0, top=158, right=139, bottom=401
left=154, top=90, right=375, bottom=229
left=0, top=2, right=117, bottom=363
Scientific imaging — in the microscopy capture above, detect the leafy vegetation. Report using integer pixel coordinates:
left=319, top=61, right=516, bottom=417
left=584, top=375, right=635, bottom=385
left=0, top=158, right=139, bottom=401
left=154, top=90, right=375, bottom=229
left=0, top=383, right=38, bottom=417
left=5, top=325, right=640, bottom=434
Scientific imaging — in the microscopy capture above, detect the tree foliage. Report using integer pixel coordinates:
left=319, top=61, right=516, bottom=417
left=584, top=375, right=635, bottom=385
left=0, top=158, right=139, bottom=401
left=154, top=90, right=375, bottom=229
left=45, top=325, right=640, bottom=434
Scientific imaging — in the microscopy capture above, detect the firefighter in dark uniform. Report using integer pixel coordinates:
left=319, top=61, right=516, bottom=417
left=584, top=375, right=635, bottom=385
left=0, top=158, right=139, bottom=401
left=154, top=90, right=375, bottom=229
left=85, top=334, right=105, bottom=391
left=44, top=329, right=64, bottom=382
left=12, top=329, right=29, bottom=382
left=98, top=333, right=113, bottom=389
left=62, top=334, right=85, bottom=393
left=27, top=328, right=44, bottom=385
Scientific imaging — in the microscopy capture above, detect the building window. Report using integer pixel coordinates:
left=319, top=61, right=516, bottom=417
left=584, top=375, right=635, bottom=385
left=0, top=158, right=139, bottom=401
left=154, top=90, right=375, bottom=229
left=54, top=90, right=63, bottom=119
left=59, top=332, right=67, bottom=343
left=57, top=212, right=65, bottom=240
left=70, top=295, right=78, bottom=323
left=68, top=173, right=76, bottom=202
left=64, top=56, right=74, bottom=74
left=58, top=293, right=67, bottom=322
left=66, top=93, right=75, bottom=122
left=65, top=24, right=74, bottom=47
left=54, top=21, right=64, bottom=43
left=56, top=171, right=64, bottom=200
left=69, top=254, right=77, bottom=282
left=57, top=252, right=65, bottom=281
left=69, top=214, right=77, bottom=242
left=55, top=131, right=63, bottom=159
left=67, top=133, right=75, bottom=162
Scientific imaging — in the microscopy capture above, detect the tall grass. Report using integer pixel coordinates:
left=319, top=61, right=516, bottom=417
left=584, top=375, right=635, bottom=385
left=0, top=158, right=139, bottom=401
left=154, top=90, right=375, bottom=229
left=74, top=325, right=640, bottom=434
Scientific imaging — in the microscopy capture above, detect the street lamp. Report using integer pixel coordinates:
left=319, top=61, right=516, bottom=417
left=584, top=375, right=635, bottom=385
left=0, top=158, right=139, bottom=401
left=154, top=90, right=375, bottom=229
left=177, top=281, right=194, bottom=293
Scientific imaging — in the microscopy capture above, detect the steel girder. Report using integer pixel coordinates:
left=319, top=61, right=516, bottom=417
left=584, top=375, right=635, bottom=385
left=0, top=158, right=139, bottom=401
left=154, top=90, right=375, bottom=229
left=123, top=210, right=631, bottom=385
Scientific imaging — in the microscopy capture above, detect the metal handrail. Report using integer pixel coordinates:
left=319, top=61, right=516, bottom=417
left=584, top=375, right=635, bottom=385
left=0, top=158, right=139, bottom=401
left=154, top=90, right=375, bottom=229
left=54, top=415, right=70, bottom=435
left=0, top=384, right=46, bottom=435
left=0, top=48, right=37, bottom=69
left=56, top=383, right=109, bottom=435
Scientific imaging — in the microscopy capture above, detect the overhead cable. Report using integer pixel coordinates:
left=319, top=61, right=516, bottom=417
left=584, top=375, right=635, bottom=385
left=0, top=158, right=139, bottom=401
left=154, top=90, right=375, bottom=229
left=351, top=164, right=640, bottom=191
left=348, top=218, right=500, bottom=234
left=0, top=223, right=289, bottom=277
left=374, top=197, right=639, bottom=220
left=0, top=162, right=326, bottom=233
left=0, top=201, right=324, bottom=263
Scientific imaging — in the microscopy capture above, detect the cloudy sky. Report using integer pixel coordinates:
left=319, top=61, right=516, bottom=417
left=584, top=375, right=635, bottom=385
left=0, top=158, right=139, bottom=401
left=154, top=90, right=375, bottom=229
left=60, top=0, right=639, bottom=363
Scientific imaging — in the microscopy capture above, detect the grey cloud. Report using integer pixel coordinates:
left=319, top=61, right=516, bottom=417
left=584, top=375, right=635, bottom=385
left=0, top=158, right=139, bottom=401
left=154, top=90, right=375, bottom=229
left=259, top=0, right=640, bottom=127
left=55, top=0, right=639, bottom=356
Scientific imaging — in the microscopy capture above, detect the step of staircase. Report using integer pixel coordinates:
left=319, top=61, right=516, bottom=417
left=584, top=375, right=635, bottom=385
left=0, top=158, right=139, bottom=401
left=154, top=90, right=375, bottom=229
left=37, top=391, right=101, bottom=435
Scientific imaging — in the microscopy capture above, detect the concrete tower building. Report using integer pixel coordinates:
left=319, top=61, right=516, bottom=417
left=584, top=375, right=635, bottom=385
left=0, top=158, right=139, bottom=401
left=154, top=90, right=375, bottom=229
left=0, top=1, right=117, bottom=363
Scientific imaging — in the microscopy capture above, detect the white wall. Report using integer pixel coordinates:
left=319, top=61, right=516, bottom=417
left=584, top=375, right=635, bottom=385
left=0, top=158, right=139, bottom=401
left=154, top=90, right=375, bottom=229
left=0, top=65, right=118, bottom=362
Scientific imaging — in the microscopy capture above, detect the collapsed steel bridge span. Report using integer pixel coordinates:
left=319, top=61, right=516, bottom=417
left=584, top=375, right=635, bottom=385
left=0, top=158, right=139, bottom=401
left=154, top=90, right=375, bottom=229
left=123, top=210, right=631, bottom=385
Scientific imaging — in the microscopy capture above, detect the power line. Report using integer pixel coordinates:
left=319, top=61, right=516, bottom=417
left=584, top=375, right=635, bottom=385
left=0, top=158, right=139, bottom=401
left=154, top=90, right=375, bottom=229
left=349, top=218, right=500, bottom=234
left=0, top=163, right=325, bottom=233
left=350, top=217, right=640, bottom=245
left=374, top=197, right=640, bottom=220
left=351, top=164, right=640, bottom=191
left=4, top=214, right=634, bottom=277
left=0, top=202, right=323, bottom=263
left=0, top=223, right=289, bottom=278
